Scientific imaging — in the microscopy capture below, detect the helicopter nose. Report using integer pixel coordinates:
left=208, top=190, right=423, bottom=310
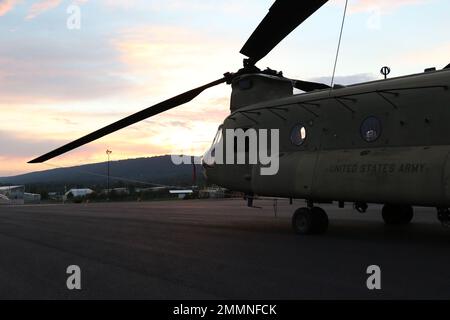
left=201, top=156, right=213, bottom=178
left=201, top=154, right=219, bottom=183
left=201, top=156, right=213, bottom=169
left=201, top=146, right=216, bottom=169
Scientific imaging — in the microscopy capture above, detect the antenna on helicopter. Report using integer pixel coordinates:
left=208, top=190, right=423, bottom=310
left=330, top=0, right=349, bottom=89
left=381, top=66, right=391, bottom=79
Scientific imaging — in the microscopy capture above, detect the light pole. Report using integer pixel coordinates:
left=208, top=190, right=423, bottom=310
left=106, top=149, right=112, bottom=198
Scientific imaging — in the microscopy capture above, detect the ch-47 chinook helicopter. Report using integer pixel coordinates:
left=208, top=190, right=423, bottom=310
left=30, top=0, right=450, bottom=235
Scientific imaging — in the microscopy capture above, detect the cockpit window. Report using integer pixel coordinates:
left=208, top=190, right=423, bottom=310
left=213, top=126, right=223, bottom=145
left=203, top=125, right=223, bottom=165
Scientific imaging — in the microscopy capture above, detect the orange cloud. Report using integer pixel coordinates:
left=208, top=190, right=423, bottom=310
left=0, top=0, right=20, bottom=16
left=100, top=0, right=254, bottom=15
left=26, top=0, right=61, bottom=19
left=109, top=25, right=233, bottom=147
left=111, top=25, right=236, bottom=88
left=1, top=24, right=234, bottom=175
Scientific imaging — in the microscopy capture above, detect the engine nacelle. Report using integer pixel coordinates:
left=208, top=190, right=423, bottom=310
left=230, top=73, right=293, bottom=112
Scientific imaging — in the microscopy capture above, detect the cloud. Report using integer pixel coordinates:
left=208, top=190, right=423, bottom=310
left=26, top=0, right=61, bottom=19
left=146, top=0, right=255, bottom=14
left=0, top=23, right=232, bottom=175
left=309, top=73, right=378, bottom=86
left=0, top=130, right=76, bottom=175
left=110, top=25, right=238, bottom=101
left=0, top=33, right=134, bottom=104
left=101, top=0, right=141, bottom=9
left=100, top=0, right=256, bottom=15
left=396, top=42, right=450, bottom=69
left=0, top=130, right=67, bottom=158
left=112, top=26, right=231, bottom=77
left=0, top=128, right=173, bottom=176
left=0, top=0, right=20, bottom=16
left=109, top=24, right=233, bottom=128
left=346, top=0, right=431, bottom=14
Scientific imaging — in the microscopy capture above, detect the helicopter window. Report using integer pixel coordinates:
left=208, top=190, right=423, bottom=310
left=360, top=117, right=382, bottom=142
left=212, top=126, right=223, bottom=147
left=290, top=124, right=307, bottom=146
left=203, top=126, right=223, bottom=165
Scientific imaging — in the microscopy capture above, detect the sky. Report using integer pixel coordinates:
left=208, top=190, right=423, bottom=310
left=0, top=0, right=449, bottom=176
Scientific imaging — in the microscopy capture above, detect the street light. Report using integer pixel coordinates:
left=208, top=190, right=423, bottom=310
left=106, top=149, right=112, bottom=198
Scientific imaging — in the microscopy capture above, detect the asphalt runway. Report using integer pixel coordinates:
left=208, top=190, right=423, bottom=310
left=0, top=199, right=450, bottom=299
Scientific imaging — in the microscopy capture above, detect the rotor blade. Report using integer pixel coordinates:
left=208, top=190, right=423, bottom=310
left=29, top=77, right=227, bottom=163
left=293, top=79, right=330, bottom=92
left=240, top=0, right=328, bottom=65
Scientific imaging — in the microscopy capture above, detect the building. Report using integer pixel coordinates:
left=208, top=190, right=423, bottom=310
left=64, top=188, right=94, bottom=200
left=0, top=186, right=41, bottom=205
left=102, top=188, right=130, bottom=195
left=0, top=194, right=10, bottom=205
left=48, top=192, right=64, bottom=201
left=169, top=189, right=194, bottom=199
left=136, top=187, right=168, bottom=193
left=0, top=186, right=25, bottom=205
left=198, top=187, right=226, bottom=199
left=24, top=193, right=41, bottom=204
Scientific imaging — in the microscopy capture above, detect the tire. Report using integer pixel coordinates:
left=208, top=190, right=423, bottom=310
left=292, top=207, right=329, bottom=235
left=292, top=208, right=313, bottom=234
left=311, top=207, right=329, bottom=234
left=382, top=204, right=413, bottom=225
left=401, top=206, right=414, bottom=224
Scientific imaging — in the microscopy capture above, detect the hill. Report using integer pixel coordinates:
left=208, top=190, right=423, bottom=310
left=0, top=156, right=202, bottom=191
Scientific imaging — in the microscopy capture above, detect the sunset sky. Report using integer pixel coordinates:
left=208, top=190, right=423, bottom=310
left=1, top=0, right=449, bottom=176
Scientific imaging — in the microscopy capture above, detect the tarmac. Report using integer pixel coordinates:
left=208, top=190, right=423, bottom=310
left=0, top=199, right=449, bottom=299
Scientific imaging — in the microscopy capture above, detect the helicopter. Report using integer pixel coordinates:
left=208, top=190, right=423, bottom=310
left=29, top=0, right=450, bottom=235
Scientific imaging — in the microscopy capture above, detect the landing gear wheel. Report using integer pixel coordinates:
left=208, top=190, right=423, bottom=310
left=382, top=204, right=414, bottom=225
left=310, top=207, right=329, bottom=234
left=292, top=207, right=329, bottom=235
left=437, top=208, right=450, bottom=227
left=292, top=208, right=313, bottom=234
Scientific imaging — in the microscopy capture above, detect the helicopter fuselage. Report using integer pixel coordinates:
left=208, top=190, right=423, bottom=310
left=205, top=69, right=450, bottom=208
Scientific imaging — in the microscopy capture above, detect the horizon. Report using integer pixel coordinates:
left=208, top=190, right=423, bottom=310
left=0, top=153, right=200, bottom=178
left=1, top=0, right=449, bottom=176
